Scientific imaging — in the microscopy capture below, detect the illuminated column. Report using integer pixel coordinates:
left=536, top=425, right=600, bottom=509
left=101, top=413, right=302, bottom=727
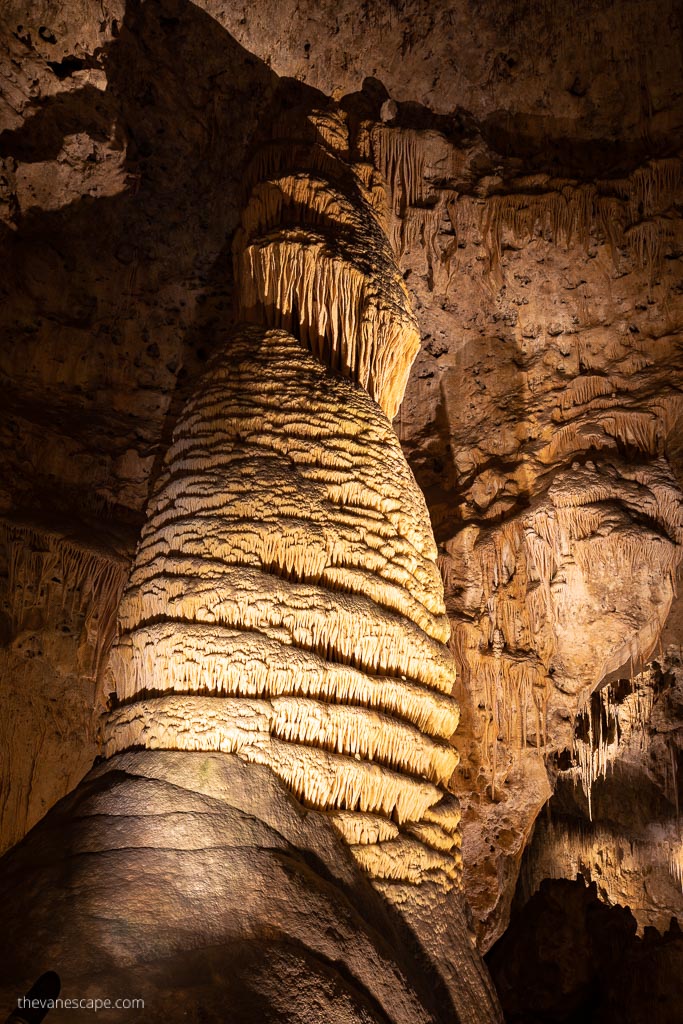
left=0, top=103, right=502, bottom=1024
left=105, top=105, right=463, bottom=893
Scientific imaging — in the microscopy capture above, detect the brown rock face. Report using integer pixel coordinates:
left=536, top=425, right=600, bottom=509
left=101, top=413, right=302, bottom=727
left=0, top=751, right=486, bottom=1024
left=0, top=7, right=503, bottom=1018
left=0, top=522, right=129, bottom=852
left=1, top=0, right=682, bottom=1013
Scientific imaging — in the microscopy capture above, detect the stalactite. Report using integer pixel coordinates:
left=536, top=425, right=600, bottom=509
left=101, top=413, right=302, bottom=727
left=550, top=460, right=683, bottom=545
left=520, top=817, right=683, bottom=930
left=327, top=811, right=401, bottom=845
left=368, top=127, right=462, bottom=293
left=104, top=695, right=448, bottom=819
left=573, top=530, right=679, bottom=581
left=670, top=843, right=683, bottom=892
left=666, top=737, right=680, bottom=821
left=595, top=195, right=627, bottom=260
left=449, top=451, right=682, bottom=804
left=235, top=137, right=421, bottom=421
left=625, top=219, right=675, bottom=279
left=106, top=691, right=458, bottom=785
left=236, top=230, right=420, bottom=420
left=482, top=185, right=596, bottom=269
left=569, top=675, right=656, bottom=819
left=0, top=521, right=129, bottom=673
left=560, top=375, right=616, bottom=410
left=472, top=158, right=681, bottom=277
left=457, top=642, right=548, bottom=767
left=245, top=141, right=348, bottom=197
left=372, top=125, right=426, bottom=215
left=368, top=121, right=680, bottom=288
left=609, top=158, right=681, bottom=221
left=445, top=516, right=552, bottom=794
left=445, top=195, right=481, bottom=249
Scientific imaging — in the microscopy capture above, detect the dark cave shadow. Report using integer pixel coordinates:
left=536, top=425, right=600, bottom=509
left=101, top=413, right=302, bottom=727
left=480, top=109, right=682, bottom=180
left=0, top=0, right=376, bottom=522
left=487, top=875, right=683, bottom=1024
left=1, top=0, right=285, bottom=526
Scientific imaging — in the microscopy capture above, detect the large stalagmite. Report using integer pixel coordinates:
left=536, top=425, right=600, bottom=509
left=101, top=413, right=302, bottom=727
left=0, top=95, right=501, bottom=1024
left=104, top=324, right=463, bottom=889
left=1, top=0, right=683, bottom=1015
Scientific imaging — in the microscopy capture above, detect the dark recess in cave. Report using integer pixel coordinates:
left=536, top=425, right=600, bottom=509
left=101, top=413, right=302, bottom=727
left=487, top=877, right=683, bottom=1024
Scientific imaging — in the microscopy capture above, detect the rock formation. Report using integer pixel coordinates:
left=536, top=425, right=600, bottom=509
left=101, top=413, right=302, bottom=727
left=104, top=319, right=463, bottom=890
left=1, top=0, right=682, bottom=1019
left=0, top=67, right=500, bottom=1024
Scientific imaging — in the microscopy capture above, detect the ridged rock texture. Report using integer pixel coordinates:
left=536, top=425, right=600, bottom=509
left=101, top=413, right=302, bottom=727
left=105, top=324, right=463, bottom=891
left=0, top=751, right=496, bottom=1024
left=355, top=73, right=683, bottom=951
left=0, top=40, right=502, bottom=1024
left=1, top=0, right=683, bottom=1017
left=233, top=106, right=421, bottom=421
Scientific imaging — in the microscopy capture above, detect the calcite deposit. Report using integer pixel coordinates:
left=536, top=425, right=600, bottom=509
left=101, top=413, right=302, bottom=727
left=1, top=0, right=682, bottom=1018
left=0, top=16, right=503, bottom=1021
left=105, top=324, right=463, bottom=889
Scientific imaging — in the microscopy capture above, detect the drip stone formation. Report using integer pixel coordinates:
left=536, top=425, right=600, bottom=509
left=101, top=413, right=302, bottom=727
left=104, top=325, right=463, bottom=889
left=0, top=99, right=501, bottom=1024
left=103, top=104, right=463, bottom=891
left=233, top=108, right=422, bottom=421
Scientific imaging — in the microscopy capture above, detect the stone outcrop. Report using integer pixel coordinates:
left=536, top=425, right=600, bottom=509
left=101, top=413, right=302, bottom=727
left=0, top=751, right=486, bottom=1024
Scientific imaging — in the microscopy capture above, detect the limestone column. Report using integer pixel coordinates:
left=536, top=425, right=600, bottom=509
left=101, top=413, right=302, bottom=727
left=0, top=102, right=501, bottom=1024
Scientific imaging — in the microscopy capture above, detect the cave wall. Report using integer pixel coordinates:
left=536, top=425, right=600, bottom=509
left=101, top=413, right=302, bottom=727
left=1, top=0, right=682, bottom=961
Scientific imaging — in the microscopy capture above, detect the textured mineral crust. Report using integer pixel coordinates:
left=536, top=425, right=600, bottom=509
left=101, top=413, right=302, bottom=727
left=0, top=0, right=682, bottom=1017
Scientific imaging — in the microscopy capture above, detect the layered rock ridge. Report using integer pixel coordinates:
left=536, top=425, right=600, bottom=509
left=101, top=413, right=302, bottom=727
left=104, top=106, right=463, bottom=892
left=104, top=325, right=463, bottom=890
